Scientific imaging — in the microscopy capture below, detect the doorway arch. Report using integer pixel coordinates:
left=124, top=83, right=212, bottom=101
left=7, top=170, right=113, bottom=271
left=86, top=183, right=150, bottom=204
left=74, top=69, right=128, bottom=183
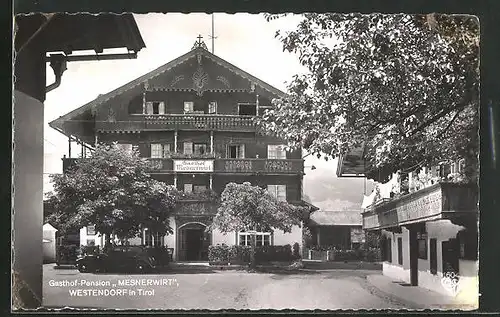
left=177, top=222, right=212, bottom=261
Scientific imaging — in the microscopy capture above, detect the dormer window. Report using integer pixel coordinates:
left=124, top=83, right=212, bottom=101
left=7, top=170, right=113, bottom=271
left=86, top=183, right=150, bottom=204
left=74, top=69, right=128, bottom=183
left=145, top=101, right=165, bottom=115
left=184, top=101, right=194, bottom=114
left=208, top=101, right=217, bottom=114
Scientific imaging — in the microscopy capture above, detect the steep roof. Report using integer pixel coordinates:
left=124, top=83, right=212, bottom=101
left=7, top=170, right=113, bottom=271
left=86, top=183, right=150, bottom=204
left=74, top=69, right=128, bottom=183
left=49, top=43, right=286, bottom=133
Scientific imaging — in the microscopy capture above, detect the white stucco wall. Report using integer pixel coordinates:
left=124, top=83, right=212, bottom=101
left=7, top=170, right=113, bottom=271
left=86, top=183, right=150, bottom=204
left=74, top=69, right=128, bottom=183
left=273, top=225, right=302, bottom=249
left=212, top=229, right=236, bottom=245
left=13, top=91, right=44, bottom=304
left=79, top=227, right=105, bottom=247
left=382, top=220, right=477, bottom=297
left=42, top=225, right=57, bottom=263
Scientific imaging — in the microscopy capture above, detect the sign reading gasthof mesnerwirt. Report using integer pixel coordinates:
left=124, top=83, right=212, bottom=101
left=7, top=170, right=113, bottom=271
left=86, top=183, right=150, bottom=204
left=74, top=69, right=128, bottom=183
left=173, top=160, right=214, bottom=172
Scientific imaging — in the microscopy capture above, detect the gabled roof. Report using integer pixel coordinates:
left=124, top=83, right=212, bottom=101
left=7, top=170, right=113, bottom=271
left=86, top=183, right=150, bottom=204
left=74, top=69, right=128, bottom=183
left=49, top=44, right=286, bottom=132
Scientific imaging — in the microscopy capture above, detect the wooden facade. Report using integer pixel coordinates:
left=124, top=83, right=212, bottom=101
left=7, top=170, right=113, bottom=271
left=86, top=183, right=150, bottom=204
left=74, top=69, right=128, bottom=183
left=52, top=40, right=311, bottom=261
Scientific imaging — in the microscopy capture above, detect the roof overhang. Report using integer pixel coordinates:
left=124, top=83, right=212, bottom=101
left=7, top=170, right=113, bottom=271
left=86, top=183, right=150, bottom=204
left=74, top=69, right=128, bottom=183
left=15, top=13, right=145, bottom=54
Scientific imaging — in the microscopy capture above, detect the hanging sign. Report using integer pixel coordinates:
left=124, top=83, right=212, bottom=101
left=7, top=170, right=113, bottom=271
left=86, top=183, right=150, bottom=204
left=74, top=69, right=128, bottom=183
left=173, top=160, right=214, bottom=172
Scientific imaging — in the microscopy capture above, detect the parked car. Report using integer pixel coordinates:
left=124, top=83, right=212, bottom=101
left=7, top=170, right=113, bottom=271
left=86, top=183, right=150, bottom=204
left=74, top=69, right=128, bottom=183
left=76, top=245, right=156, bottom=273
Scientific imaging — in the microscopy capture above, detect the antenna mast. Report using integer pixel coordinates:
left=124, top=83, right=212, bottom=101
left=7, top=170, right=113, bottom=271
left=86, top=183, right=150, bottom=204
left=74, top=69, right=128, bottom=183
left=209, top=13, right=217, bottom=54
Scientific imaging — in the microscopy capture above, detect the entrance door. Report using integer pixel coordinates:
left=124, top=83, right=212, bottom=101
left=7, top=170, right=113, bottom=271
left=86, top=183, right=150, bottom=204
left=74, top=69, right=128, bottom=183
left=177, top=223, right=211, bottom=261
left=186, top=229, right=203, bottom=261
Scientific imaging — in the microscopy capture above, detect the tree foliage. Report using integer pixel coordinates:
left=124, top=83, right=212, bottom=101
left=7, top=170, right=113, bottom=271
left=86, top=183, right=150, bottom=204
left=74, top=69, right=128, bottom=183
left=208, top=182, right=304, bottom=234
left=45, top=143, right=178, bottom=240
left=259, top=13, right=479, bottom=183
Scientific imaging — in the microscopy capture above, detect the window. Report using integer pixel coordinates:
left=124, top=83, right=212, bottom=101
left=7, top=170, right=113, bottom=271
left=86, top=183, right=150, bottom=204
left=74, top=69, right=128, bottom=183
left=267, top=185, right=287, bottom=202
left=193, top=185, right=207, bottom=193
left=117, top=143, right=133, bottom=154
left=208, top=101, right=217, bottom=114
left=86, top=239, right=95, bottom=246
left=430, top=238, right=437, bottom=275
left=227, top=144, right=245, bottom=158
left=383, top=237, right=392, bottom=262
left=144, top=230, right=165, bottom=247
left=267, top=145, right=286, bottom=159
left=397, top=237, right=403, bottom=265
left=417, top=225, right=428, bottom=260
left=238, top=103, right=257, bottom=116
left=150, top=144, right=171, bottom=158
left=86, top=225, right=96, bottom=236
left=183, top=142, right=193, bottom=155
left=145, top=101, right=165, bottom=115
left=184, top=183, right=193, bottom=193
left=238, top=232, right=271, bottom=246
left=193, top=143, right=208, bottom=155
left=184, top=101, right=194, bottom=113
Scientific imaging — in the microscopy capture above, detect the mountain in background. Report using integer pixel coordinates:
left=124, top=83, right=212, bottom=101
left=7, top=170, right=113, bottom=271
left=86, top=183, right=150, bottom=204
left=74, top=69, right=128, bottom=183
left=303, top=155, right=375, bottom=212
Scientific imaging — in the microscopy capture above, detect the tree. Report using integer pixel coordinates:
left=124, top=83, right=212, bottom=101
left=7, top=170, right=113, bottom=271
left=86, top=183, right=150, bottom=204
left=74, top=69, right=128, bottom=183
left=259, top=13, right=479, bottom=183
left=207, top=182, right=305, bottom=268
left=45, top=143, right=178, bottom=245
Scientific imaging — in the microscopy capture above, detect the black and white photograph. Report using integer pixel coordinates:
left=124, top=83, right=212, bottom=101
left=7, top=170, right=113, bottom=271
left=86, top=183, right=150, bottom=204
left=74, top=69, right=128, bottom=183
left=12, top=12, right=480, bottom=311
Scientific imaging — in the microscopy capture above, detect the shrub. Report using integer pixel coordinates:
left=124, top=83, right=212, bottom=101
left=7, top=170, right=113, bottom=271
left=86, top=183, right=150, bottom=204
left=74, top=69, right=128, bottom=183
left=208, top=244, right=296, bottom=264
left=145, top=246, right=171, bottom=266
left=56, top=244, right=79, bottom=264
left=228, top=245, right=251, bottom=264
left=208, top=244, right=231, bottom=264
left=292, top=242, right=301, bottom=259
left=255, top=244, right=294, bottom=263
left=78, top=245, right=100, bottom=257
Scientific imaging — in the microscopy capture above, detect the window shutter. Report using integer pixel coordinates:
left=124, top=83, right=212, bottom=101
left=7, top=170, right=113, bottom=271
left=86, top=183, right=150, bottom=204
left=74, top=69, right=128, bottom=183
left=267, top=145, right=276, bottom=159
left=146, top=102, right=154, bottom=115
left=239, top=144, right=245, bottom=158
left=277, top=185, right=287, bottom=201
left=158, top=102, right=165, bottom=114
left=163, top=144, right=171, bottom=157
left=277, top=145, right=286, bottom=159
left=184, top=183, right=193, bottom=193
left=267, top=185, right=277, bottom=198
left=183, top=142, right=193, bottom=155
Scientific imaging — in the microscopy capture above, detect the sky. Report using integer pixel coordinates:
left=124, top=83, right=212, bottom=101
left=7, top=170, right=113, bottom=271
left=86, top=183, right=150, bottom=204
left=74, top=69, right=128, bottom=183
left=42, top=13, right=372, bottom=206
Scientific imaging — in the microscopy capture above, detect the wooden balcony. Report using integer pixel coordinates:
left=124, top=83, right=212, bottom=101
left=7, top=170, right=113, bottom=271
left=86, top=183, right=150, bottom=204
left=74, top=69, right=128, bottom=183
left=95, top=114, right=258, bottom=132
left=215, top=158, right=304, bottom=174
left=147, top=158, right=304, bottom=174
left=62, top=157, right=304, bottom=175
left=362, top=182, right=478, bottom=230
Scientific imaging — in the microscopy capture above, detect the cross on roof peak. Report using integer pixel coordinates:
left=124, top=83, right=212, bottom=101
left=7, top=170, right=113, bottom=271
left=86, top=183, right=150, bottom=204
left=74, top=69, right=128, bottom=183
left=192, top=34, right=208, bottom=51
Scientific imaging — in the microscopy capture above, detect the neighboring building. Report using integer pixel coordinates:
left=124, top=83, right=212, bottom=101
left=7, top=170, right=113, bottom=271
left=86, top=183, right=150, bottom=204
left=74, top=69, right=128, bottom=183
left=302, top=156, right=371, bottom=250
left=308, top=211, right=364, bottom=249
left=42, top=223, right=58, bottom=263
left=338, top=152, right=478, bottom=298
left=49, top=38, right=315, bottom=262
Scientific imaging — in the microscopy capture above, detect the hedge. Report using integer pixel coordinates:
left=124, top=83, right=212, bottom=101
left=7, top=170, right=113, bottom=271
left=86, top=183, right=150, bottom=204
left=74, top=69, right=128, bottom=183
left=307, top=246, right=382, bottom=262
left=208, top=244, right=300, bottom=264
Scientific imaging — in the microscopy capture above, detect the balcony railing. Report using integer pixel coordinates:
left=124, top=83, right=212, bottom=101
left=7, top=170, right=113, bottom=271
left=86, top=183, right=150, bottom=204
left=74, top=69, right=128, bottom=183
left=146, top=158, right=304, bottom=174
left=362, top=182, right=478, bottom=230
left=62, top=157, right=303, bottom=175
left=96, top=114, right=258, bottom=132
left=215, top=158, right=304, bottom=174
left=174, top=201, right=218, bottom=216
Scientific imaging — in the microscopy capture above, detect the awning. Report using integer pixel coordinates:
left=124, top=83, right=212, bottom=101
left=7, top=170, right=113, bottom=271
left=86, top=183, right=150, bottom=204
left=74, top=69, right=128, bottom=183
left=15, top=13, right=145, bottom=54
